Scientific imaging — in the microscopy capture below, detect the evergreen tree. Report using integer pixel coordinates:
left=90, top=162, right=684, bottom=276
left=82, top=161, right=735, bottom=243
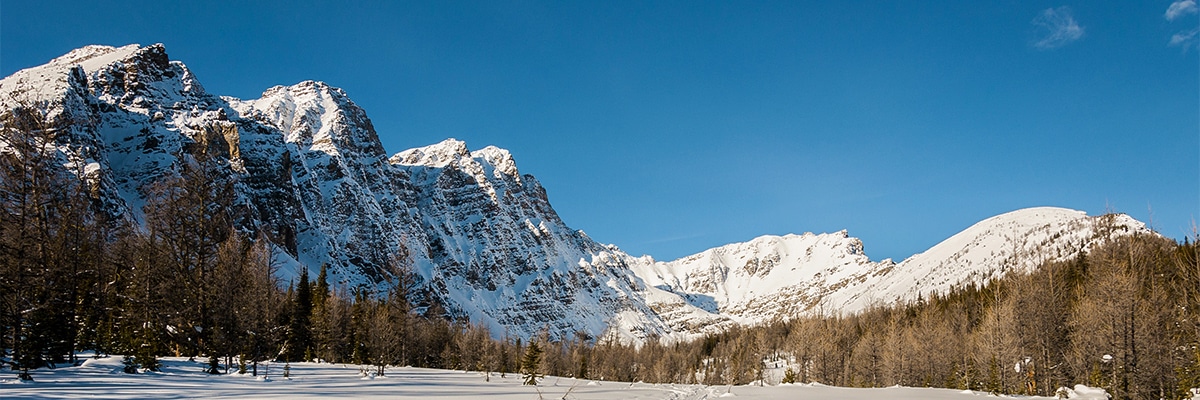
left=521, top=340, right=543, bottom=385
left=310, top=263, right=331, bottom=361
left=207, top=354, right=221, bottom=375
left=284, top=269, right=313, bottom=362
left=783, top=367, right=798, bottom=384
left=121, top=355, right=138, bottom=374
left=498, top=338, right=511, bottom=378
left=314, top=263, right=330, bottom=309
left=350, top=289, right=370, bottom=366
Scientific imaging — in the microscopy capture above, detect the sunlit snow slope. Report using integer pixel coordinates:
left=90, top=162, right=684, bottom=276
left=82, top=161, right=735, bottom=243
left=629, top=207, right=1148, bottom=330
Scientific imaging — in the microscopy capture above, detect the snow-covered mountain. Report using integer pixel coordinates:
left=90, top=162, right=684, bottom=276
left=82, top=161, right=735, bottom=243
left=0, top=43, right=665, bottom=341
left=0, top=44, right=1150, bottom=343
left=631, top=207, right=1148, bottom=330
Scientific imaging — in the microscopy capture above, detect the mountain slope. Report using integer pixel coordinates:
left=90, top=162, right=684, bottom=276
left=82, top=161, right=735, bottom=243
left=0, top=43, right=1152, bottom=343
left=0, top=43, right=674, bottom=341
left=630, top=207, right=1148, bottom=328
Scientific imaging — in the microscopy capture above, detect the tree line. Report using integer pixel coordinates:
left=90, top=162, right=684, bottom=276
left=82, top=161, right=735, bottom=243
left=564, top=223, right=1200, bottom=400
left=3, top=105, right=1199, bottom=399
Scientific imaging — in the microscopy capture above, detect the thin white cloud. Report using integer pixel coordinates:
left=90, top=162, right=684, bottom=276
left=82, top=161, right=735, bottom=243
left=1032, top=6, right=1085, bottom=50
left=1166, top=0, right=1198, bottom=21
left=1167, top=1, right=1200, bottom=48
left=1170, top=27, right=1199, bottom=47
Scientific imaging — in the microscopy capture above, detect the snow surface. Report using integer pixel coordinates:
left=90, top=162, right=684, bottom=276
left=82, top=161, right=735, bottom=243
left=1, top=356, right=1071, bottom=399
left=0, top=44, right=140, bottom=103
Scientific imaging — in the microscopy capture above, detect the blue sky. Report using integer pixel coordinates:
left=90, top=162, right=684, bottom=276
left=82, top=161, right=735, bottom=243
left=3, top=1, right=1197, bottom=261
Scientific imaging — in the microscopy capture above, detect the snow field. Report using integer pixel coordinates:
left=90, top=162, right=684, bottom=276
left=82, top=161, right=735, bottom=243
left=2, top=355, right=1085, bottom=399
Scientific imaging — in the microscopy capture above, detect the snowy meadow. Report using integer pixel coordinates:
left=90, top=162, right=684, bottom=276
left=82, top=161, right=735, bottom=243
left=2, top=355, right=1102, bottom=399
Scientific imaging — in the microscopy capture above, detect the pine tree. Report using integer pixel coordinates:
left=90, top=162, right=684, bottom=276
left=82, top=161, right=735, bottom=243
left=498, top=338, right=511, bottom=378
left=521, top=340, right=543, bottom=385
left=116, top=226, right=165, bottom=373
left=782, top=367, right=798, bottom=384
left=310, top=263, right=336, bottom=363
left=122, top=355, right=138, bottom=374
left=284, top=269, right=313, bottom=362
left=314, top=264, right=330, bottom=309
left=134, top=329, right=162, bottom=372
left=207, top=354, right=221, bottom=375
left=350, top=289, right=370, bottom=366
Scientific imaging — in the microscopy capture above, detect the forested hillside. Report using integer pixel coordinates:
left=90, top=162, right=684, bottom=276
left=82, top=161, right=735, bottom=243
left=504, top=230, right=1199, bottom=400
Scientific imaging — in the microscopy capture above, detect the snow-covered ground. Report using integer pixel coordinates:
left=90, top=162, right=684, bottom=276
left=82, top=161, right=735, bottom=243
left=1, top=356, right=1080, bottom=399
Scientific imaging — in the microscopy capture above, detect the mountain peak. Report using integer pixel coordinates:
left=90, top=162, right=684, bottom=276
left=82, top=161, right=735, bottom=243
left=392, top=140, right=524, bottom=182
left=832, top=206, right=1149, bottom=312
left=48, top=44, right=141, bottom=70
left=0, top=43, right=162, bottom=104
left=911, top=206, right=1145, bottom=263
left=391, top=138, right=471, bottom=167
left=231, top=79, right=385, bottom=159
left=260, top=80, right=346, bottom=100
left=36, top=43, right=169, bottom=75
left=982, top=206, right=1084, bottom=223
left=471, top=145, right=520, bottom=178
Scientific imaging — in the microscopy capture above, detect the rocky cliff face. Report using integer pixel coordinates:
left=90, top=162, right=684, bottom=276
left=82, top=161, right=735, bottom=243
left=0, top=44, right=1152, bottom=343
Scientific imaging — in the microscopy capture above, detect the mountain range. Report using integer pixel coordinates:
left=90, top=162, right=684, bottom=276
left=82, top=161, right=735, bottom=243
left=0, top=43, right=1149, bottom=343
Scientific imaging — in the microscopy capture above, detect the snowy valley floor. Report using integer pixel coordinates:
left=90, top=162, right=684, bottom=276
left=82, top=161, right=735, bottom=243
left=3, top=356, right=1071, bottom=399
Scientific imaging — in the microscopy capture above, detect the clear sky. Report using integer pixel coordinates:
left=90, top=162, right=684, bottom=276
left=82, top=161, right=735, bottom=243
left=3, top=1, right=1198, bottom=262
